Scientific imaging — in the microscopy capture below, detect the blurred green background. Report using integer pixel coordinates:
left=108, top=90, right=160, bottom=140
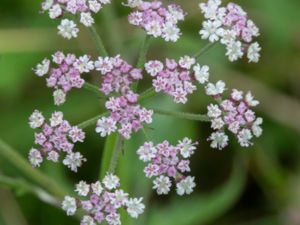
left=0, top=0, right=300, bottom=225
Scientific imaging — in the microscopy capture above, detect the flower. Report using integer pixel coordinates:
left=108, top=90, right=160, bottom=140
left=80, top=12, right=94, bottom=27
left=102, top=173, right=120, bottom=190
left=62, top=196, right=77, bottom=216
left=153, top=175, right=172, bottom=195
left=34, top=59, right=50, bottom=77
left=193, top=64, right=210, bottom=84
left=28, top=148, right=43, bottom=167
left=199, top=20, right=223, bottom=42
left=205, top=80, right=226, bottom=96
left=176, top=176, right=196, bottom=195
left=96, top=117, right=117, bottom=137
left=198, top=0, right=261, bottom=62
left=34, top=51, right=91, bottom=105
left=206, top=88, right=263, bottom=149
left=58, top=19, right=79, bottom=39
left=145, top=57, right=197, bottom=104
left=63, top=152, right=87, bottom=172
left=138, top=138, right=198, bottom=195
left=29, top=110, right=45, bottom=129
left=62, top=176, right=145, bottom=223
left=75, top=181, right=90, bottom=196
left=127, top=0, right=185, bottom=42
left=126, top=198, right=145, bottom=218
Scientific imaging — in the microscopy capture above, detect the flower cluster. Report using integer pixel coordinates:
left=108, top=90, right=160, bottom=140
left=205, top=84, right=263, bottom=150
left=62, top=174, right=145, bottom=225
left=28, top=110, right=86, bottom=172
left=96, top=94, right=153, bottom=139
left=137, top=138, right=198, bottom=195
left=127, top=0, right=185, bottom=42
left=145, top=56, right=210, bottom=104
left=95, top=55, right=143, bottom=95
left=41, top=0, right=111, bottom=39
left=199, top=0, right=261, bottom=62
left=34, top=51, right=94, bottom=105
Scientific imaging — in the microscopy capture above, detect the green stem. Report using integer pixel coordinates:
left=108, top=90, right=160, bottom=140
left=153, top=108, right=211, bottom=122
left=0, top=175, right=59, bottom=207
left=108, top=136, right=123, bottom=174
left=194, top=42, right=216, bottom=60
left=139, top=87, right=156, bottom=102
left=83, top=82, right=105, bottom=98
left=0, top=139, right=66, bottom=198
left=77, top=112, right=108, bottom=129
left=136, top=35, right=151, bottom=68
left=89, top=25, right=109, bottom=56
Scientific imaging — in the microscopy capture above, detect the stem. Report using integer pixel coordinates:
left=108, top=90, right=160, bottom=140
left=194, top=42, right=216, bottom=60
left=77, top=112, right=108, bottom=129
left=136, top=35, right=151, bottom=68
left=153, top=108, right=211, bottom=122
left=108, top=136, right=123, bottom=174
left=139, top=87, right=156, bottom=102
left=83, top=82, right=105, bottom=98
left=0, top=175, right=59, bottom=207
left=88, top=25, right=109, bottom=57
left=0, top=139, right=66, bottom=198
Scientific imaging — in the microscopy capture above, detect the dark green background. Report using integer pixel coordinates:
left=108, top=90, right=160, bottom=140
left=0, top=0, right=300, bottom=224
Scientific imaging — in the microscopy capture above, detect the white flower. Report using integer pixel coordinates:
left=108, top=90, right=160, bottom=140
left=94, top=57, right=114, bottom=74
left=50, top=111, right=64, bottom=127
left=220, top=29, right=237, bottom=45
left=49, top=4, right=62, bottom=19
left=211, top=117, right=225, bottom=130
left=178, top=138, right=197, bottom=158
left=99, top=0, right=111, bottom=4
left=88, top=0, right=102, bottom=13
left=74, top=55, right=94, bottom=73
left=29, top=110, right=45, bottom=129
left=126, top=198, right=145, bottom=218
left=199, top=20, right=223, bottom=42
left=34, top=58, right=50, bottom=77
left=153, top=175, right=171, bottom=195
left=247, top=42, right=261, bottom=63
left=237, top=129, right=253, bottom=147
left=162, top=22, right=181, bottom=42
left=199, top=0, right=222, bottom=20
left=112, top=190, right=129, bottom=208
left=145, top=60, right=164, bottom=76
left=81, top=215, right=96, bottom=225
left=176, top=176, right=196, bottom=195
left=205, top=80, right=226, bottom=96
left=167, top=5, right=185, bottom=22
left=28, top=148, right=43, bottom=167
left=252, top=117, right=263, bottom=137
left=145, top=20, right=162, bottom=38
left=124, top=0, right=143, bottom=8
left=247, top=20, right=260, bottom=37
left=245, top=91, right=259, bottom=106
left=53, top=89, right=66, bottom=106
left=91, top=181, right=103, bottom=195
left=75, top=181, right=90, bottom=196
left=96, top=117, right=117, bottom=137
left=193, top=64, right=209, bottom=84
left=208, top=131, right=229, bottom=150
left=103, top=174, right=120, bottom=190
left=179, top=56, right=196, bottom=69
left=58, top=19, right=79, bottom=39
left=62, top=196, right=77, bottom=216
left=207, top=104, right=222, bottom=118
left=80, top=12, right=94, bottom=27
left=63, top=152, right=86, bottom=172
left=106, top=213, right=121, bottom=225
left=47, top=151, right=59, bottom=162
left=42, top=0, right=54, bottom=11
left=226, top=41, right=243, bottom=62
left=137, top=142, right=157, bottom=162
left=231, top=89, right=243, bottom=101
